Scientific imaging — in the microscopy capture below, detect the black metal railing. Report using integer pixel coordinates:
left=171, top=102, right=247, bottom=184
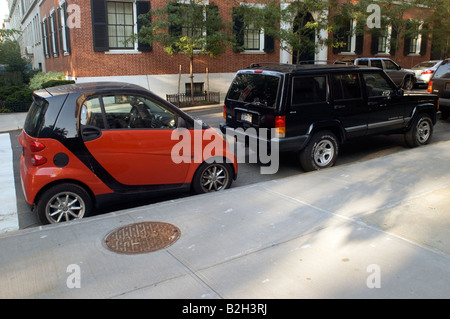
left=166, top=91, right=220, bottom=108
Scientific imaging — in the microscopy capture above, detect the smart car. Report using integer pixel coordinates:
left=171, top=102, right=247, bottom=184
left=19, top=82, right=237, bottom=224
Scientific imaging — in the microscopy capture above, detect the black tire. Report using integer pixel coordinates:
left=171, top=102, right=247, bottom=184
left=402, top=76, right=414, bottom=90
left=192, top=162, right=233, bottom=194
left=404, top=113, right=433, bottom=148
left=300, top=131, right=339, bottom=172
left=36, top=183, right=93, bottom=225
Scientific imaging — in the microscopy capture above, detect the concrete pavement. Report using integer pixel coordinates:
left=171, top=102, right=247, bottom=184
left=1, top=111, right=450, bottom=300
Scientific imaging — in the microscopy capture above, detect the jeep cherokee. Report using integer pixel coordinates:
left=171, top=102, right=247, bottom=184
left=220, top=63, right=440, bottom=172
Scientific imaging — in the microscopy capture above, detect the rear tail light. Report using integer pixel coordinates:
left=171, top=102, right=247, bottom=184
left=422, top=69, right=434, bottom=75
left=30, top=141, right=46, bottom=152
left=275, top=116, right=286, bottom=138
left=31, top=154, right=47, bottom=166
left=427, top=81, right=433, bottom=93
left=223, top=105, right=226, bottom=119
left=29, top=141, right=47, bottom=166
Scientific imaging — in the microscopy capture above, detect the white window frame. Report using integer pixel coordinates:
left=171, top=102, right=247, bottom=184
left=407, top=23, right=422, bottom=56
left=59, top=0, right=70, bottom=56
left=105, top=0, right=140, bottom=54
left=49, top=9, right=58, bottom=57
left=239, top=2, right=265, bottom=54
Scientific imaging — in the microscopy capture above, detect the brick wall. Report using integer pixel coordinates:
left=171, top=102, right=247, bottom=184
left=41, top=0, right=279, bottom=78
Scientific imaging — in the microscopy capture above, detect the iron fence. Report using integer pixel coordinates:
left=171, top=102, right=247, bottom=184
left=166, top=91, right=220, bottom=108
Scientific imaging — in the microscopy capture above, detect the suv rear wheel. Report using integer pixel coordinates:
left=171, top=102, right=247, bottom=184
left=404, top=113, right=433, bottom=147
left=300, top=131, right=339, bottom=171
left=36, top=183, right=93, bottom=224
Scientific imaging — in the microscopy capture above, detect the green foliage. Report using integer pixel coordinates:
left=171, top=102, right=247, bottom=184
left=29, top=72, right=66, bottom=90
left=41, top=79, right=76, bottom=89
left=0, top=85, right=33, bottom=113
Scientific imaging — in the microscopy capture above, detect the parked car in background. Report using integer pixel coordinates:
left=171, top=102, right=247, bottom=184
left=19, top=82, right=238, bottom=224
left=354, top=57, right=416, bottom=90
left=428, top=59, right=450, bottom=119
left=412, top=60, right=443, bottom=86
left=221, top=63, right=439, bottom=172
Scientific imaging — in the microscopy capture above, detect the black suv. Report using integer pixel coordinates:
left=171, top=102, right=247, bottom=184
left=220, top=63, right=440, bottom=171
left=428, top=58, right=450, bottom=119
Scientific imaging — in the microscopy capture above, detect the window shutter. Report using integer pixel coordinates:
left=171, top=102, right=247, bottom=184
left=137, top=0, right=152, bottom=52
left=57, top=7, right=64, bottom=54
left=232, top=7, right=244, bottom=52
left=91, top=0, right=108, bottom=52
left=264, top=34, right=274, bottom=53
left=41, top=21, right=48, bottom=57
left=389, top=27, right=397, bottom=55
left=355, top=34, right=363, bottom=54
left=420, top=31, right=428, bottom=56
left=370, top=33, right=379, bottom=54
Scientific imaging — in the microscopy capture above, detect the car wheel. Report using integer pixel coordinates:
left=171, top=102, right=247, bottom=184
left=192, top=162, right=233, bottom=194
left=300, top=131, right=339, bottom=172
left=404, top=113, right=433, bottom=147
left=402, top=77, right=414, bottom=90
left=36, top=183, right=93, bottom=225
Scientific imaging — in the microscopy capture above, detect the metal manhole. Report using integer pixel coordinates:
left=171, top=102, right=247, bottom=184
left=104, top=222, right=181, bottom=255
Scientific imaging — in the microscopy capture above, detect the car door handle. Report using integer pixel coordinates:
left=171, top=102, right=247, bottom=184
left=334, top=104, right=346, bottom=110
left=81, top=125, right=102, bottom=142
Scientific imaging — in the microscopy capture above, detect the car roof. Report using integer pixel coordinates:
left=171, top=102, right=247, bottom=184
left=244, top=62, right=376, bottom=74
left=35, top=82, right=147, bottom=97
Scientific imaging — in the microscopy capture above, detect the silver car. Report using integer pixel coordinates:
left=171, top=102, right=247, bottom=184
left=412, top=60, right=443, bottom=86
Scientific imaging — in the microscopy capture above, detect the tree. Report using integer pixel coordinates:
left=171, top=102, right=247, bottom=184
left=137, top=0, right=229, bottom=102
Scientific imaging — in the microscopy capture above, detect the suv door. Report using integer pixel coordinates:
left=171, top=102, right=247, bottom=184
left=362, top=71, right=406, bottom=134
left=383, top=59, right=404, bottom=86
left=80, top=94, right=190, bottom=187
left=330, top=72, right=368, bottom=138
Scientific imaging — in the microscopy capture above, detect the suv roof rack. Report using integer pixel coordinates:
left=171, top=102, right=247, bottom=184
left=247, top=61, right=359, bottom=73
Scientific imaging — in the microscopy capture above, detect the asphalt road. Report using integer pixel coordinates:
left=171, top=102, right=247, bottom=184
left=11, top=98, right=450, bottom=230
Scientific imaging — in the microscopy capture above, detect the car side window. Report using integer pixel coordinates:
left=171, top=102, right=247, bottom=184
left=384, top=60, right=398, bottom=70
left=292, top=76, right=327, bottom=105
left=371, top=59, right=383, bottom=69
left=80, top=97, right=105, bottom=129
left=102, top=95, right=176, bottom=129
left=362, top=72, right=395, bottom=97
left=331, top=73, right=362, bottom=100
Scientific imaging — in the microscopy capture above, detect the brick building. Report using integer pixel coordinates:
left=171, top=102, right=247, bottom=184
left=35, top=0, right=434, bottom=100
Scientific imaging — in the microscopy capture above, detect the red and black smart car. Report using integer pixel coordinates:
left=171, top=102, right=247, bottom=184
left=19, top=82, right=237, bottom=224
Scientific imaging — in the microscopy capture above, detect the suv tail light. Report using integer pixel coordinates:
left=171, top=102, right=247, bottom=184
left=223, top=105, right=226, bottom=119
left=427, top=81, right=433, bottom=93
left=275, top=116, right=286, bottom=138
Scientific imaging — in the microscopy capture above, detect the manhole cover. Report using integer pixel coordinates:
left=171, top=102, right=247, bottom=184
left=104, top=222, right=181, bottom=255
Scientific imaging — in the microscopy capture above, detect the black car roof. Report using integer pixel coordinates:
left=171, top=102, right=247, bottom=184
left=244, top=62, right=375, bottom=74
left=35, top=82, right=147, bottom=97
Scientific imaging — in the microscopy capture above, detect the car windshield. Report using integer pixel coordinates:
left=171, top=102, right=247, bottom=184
left=227, top=73, right=281, bottom=108
left=413, top=61, right=439, bottom=68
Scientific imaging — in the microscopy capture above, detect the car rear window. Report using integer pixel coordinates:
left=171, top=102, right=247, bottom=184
left=227, top=73, right=281, bottom=108
left=23, top=96, right=49, bottom=137
left=434, top=60, right=450, bottom=78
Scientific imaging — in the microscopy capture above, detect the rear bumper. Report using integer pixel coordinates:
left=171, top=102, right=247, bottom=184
left=220, top=123, right=308, bottom=153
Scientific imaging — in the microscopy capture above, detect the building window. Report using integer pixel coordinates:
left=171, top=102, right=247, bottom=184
left=49, top=10, right=59, bottom=57
left=107, top=1, right=135, bottom=49
left=244, top=22, right=262, bottom=50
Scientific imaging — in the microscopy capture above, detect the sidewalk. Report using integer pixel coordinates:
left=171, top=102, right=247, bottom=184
left=1, top=135, right=450, bottom=299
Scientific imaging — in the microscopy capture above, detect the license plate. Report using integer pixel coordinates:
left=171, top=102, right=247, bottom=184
left=241, top=112, right=252, bottom=123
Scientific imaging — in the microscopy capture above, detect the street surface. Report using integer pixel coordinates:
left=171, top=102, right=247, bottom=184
left=9, top=90, right=450, bottom=230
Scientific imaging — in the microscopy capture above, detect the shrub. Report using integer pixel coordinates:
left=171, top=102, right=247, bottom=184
left=42, top=79, right=75, bottom=88
left=29, top=71, right=66, bottom=90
